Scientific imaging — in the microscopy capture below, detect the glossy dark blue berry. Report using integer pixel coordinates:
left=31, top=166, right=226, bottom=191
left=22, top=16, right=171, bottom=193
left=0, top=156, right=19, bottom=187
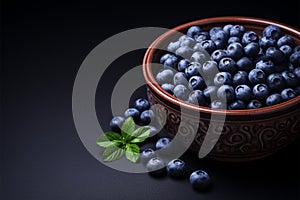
left=277, top=35, right=295, bottom=48
left=190, top=170, right=212, bottom=191
left=290, top=52, right=300, bottom=66
left=173, top=72, right=188, bottom=86
left=187, top=26, right=202, bottom=38
left=195, top=31, right=210, bottom=42
left=236, top=57, right=253, bottom=72
left=263, top=25, right=281, bottom=40
left=214, top=72, right=232, bottom=86
left=235, top=84, right=251, bottom=101
left=140, top=109, right=155, bottom=125
left=280, top=45, right=293, bottom=59
left=156, top=137, right=171, bottom=150
left=223, top=24, right=233, bottom=35
left=267, top=73, right=286, bottom=92
left=209, top=26, right=223, bottom=37
left=281, top=88, right=297, bottom=100
left=185, top=62, right=202, bottom=78
left=166, top=159, right=186, bottom=178
left=177, top=59, right=190, bottom=72
left=228, top=100, right=246, bottom=110
left=294, top=45, right=300, bottom=52
left=242, top=31, right=259, bottom=45
left=156, top=69, right=174, bottom=84
left=218, top=57, right=237, bottom=74
left=109, top=116, right=125, bottom=133
left=189, top=76, right=206, bottom=90
left=244, top=42, right=260, bottom=58
left=188, top=90, right=206, bottom=106
left=252, top=83, right=270, bottom=101
left=211, top=30, right=228, bottom=49
left=294, top=67, right=300, bottom=79
left=247, top=99, right=263, bottom=109
left=233, top=71, right=249, bottom=86
left=124, top=108, right=140, bottom=122
left=228, top=36, right=241, bottom=44
left=146, top=157, right=166, bottom=176
left=230, top=25, right=245, bottom=37
left=294, top=86, right=300, bottom=95
left=133, top=98, right=151, bottom=112
left=210, top=100, right=226, bottom=109
left=199, top=40, right=216, bottom=54
left=217, top=85, right=235, bottom=103
left=140, top=148, right=156, bottom=165
left=259, top=36, right=276, bottom=50
left=266, top=93, right=283, bottom=106
left=226, top=42, right=244, bottom=60
left=164, top=55, right=179, bottom=68
left=161, top=83, right=174, bottom=95
left=173, top=84, right=190, bottom=100
left=266, top=47, right=285, bottom=64
left=248, top=69, right=266, bottom=85
left=255, top=59, right=275, bottom=75
left=281, top=70, right=299, bottom=87
left=211, top=49, right=227, bottom=63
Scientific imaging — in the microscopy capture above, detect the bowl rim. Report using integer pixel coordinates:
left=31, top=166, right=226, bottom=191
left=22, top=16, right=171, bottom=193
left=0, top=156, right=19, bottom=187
left=142, top=16, right=300, bottom=116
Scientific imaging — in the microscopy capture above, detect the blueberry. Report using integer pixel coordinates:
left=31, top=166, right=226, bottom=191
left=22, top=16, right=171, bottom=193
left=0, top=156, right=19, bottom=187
left=175, top=46, right=193, bottom=59
left=180, top=37, right=196, bottom=48
left=217, top=85, right=235, bottom=103
left=277, top=35, right=295, bottom=48
left=210, top=100, right=226, bottom=109
left=191, top=51, right=210, bottom=64
left=235, top=84, right=251, bottom=101
left=160, top=53, right=173, bottom=64
left=247, top=99, right=263, bottom=109
left=236, top=57, right=253, bottom=72
left=189, top=76, right=206, bottom=90
left=140, top=148, right=156, bottom=165
left=294, top=45, right=300, bottom=52
left=211, top=30, right=228, bottom=49
left=164, top=55, right=179, bottom=68
left=109, top=116, right=125, bottom=133
left=242, top=31, right=259, bottom=45
left=228, top=100, right=246, bottom=110
left=185, top=62, right=202, bottom=78
left=228, top=36, right=241, bottom=44
left=161, top=83, right=175, bottom=95
left=209, top=26, right=223, bottom=37
left=255, top=59, right=275, bottom=75
left=226, top=42, right=244, bottom=60
left=188, top=90, right=206, bottom=106
left=248, top=69, right=266, bottom=85
left=280, top=45, right=293, bottom=59
left=218, top=57, right=237, bottom=74
left=187, top=26, right=202, bottom=38
left=195, top=31, right=210, bottom=42
left=211, top=49, right=227, bottom=63
left=202, top=60, right=219, bottom=78
left=244, top=42, right=260, bottom=58
left=290, top=52, right=300, bottom=66
left=252, top=83, right=270, bottom=101
left=281, top=70, right=299, bottom=87
left=156, top=137, right=171, bottom=150
left=223, top=24, right=233, bottom=35
left=259, top=36, right=277, bottom=50
left=140, top=109, right=155, bottom=125
left=233, top=71, right=249, bottom=86
left=146, top=157, right=166, bottom=176
left=177, top=59, right=190, bottom=72
left=266, top=47, right=285, bottom=64
left=173, top=84, right=190, bottom=100
left=124, top=108, right=140, bottom=122
left=173, top=72, right=188, bottom=86
left=281, top=88, right=297, bottom=100
left=198, top=40, right=216, bottom=54
left=294, top=86, right=300, bottom=95
left=156, top=69, right=174, bottom=84
left=203, top=86, right=218, bottom=101
left=294, top=67, right=300, bottom=79
left=133, top=98, right=151, bottom=112
left=190, top=170, right=212, bottom=191
left=167, top=41, right=181, bottom=53
left=214, top=72, right=232, bottom=86
left=166, top=159, right=186, bottom=178
left=267, top=73, right=286, bottom=92
left=230, top=25, right=245, bottom=38
left=263, top=25, right=281, bottom=40
left=266, top=93, right=283, bottom=106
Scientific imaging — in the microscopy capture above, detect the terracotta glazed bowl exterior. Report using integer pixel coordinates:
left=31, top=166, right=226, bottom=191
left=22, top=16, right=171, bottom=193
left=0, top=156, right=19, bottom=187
left=142, top=16, right=300, bottom=161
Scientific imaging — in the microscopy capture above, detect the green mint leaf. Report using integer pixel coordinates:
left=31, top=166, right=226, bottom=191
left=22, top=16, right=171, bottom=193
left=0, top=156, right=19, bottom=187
left=121, top=117, right=135, bottom=141
left=130, top=127, right=151, bottom=143
left=96, top=132, right=122, bottom=147
left=125, top=144, right=140, bottom=163
left=102, top=145, right=125, bottom=162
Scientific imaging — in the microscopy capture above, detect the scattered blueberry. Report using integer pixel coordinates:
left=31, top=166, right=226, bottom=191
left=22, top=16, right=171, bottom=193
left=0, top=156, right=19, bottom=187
left=190, top=170, right=212, bottom=191
left=140, top=148, right=156, bottom=165
left=124, top=108, right=140, bottom=122
left=140, top=109, right=155, bottom=125
left=134, top=98, right=151, bottom=112
left=166, top=159, right=186, bottom=178
left=156, top=137, right=171, bottom=150
left=146, top=157, right=166, bottom=176
left=109, top=116, right=125, bottom=133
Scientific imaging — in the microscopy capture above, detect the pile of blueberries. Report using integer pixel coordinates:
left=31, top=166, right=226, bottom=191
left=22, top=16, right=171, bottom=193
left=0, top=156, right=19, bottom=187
left=110, top=98, right=211, bottom=191
left=155, top=24, right=300, bottom=109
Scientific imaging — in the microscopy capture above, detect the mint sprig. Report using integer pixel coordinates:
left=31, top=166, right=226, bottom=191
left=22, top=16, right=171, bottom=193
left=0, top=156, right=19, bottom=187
left=96, top=117, right=150, bottom=163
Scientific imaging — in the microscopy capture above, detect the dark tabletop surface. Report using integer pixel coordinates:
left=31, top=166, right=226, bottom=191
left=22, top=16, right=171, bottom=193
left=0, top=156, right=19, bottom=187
left=1, top=1, right=300, bottom=200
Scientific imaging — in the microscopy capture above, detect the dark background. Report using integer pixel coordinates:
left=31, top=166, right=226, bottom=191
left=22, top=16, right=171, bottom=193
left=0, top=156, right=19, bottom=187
left=1, top=0, right=300, bottom=200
